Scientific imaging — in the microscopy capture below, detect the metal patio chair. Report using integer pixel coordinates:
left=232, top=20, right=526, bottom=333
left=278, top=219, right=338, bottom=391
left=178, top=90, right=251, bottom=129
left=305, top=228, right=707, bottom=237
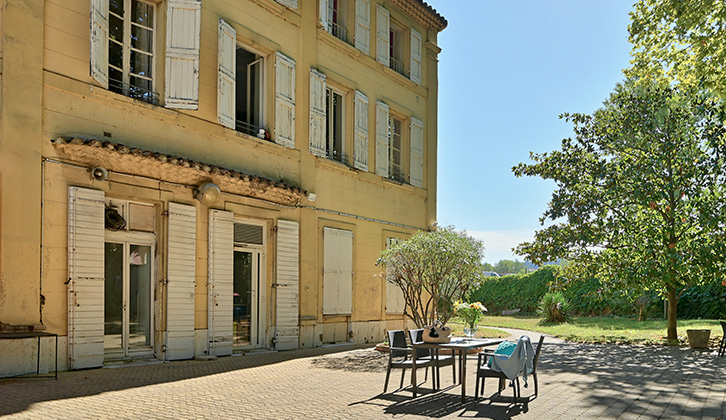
left=408, top=328, right=456, bottom=390
left=475, top=335, right=544, bottom=403
left=383, top=329, right=434, bottom=394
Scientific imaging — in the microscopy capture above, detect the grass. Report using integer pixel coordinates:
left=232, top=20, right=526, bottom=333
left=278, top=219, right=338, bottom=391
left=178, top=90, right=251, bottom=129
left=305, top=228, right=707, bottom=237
left=470, top=315, right=724, bottom=346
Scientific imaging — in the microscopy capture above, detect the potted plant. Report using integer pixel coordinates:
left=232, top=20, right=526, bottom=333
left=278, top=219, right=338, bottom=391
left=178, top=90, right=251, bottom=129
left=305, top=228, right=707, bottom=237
left=454, top=301, right=487, bottom=337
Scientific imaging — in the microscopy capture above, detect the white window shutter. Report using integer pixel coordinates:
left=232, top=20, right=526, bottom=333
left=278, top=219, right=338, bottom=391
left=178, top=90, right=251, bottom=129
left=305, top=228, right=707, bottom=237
left=208, top=209, right=234, bottom=357
left=165, top=0, right=201, bottom=110
left=354, top=0, right=370, bottom=54
left=410, top=117, right=424, bottom=188
left=275, top=51, right=296, bottom=148
left=410, top=28, right=422, bottom=85
left=376, top=5, right=390, bottom=65
left=67, top=187, right=105, bottom=370
left=375, top=101, right=389, bottom=177
left=166, top=202, right=197, bottom=360
left=276, top=0, right=298, bottom=9
left=90, top=0, right=109, bottom=88
left=309, top=68, right=327, bottom=157
left=385, top=237, right=405, bottom=313
left=217, top=19, right=236, bottom=129
left=323, top=228, right=353, bottom=314
left=275, top=220, right=300, bottom=350
left=319, top=0, right=329, bottom=31
left=353, top=90, right=369, bottom=171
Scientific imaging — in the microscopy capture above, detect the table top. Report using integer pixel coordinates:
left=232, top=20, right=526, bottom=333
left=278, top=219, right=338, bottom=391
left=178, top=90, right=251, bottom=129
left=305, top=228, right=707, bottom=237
left=413, top=338, right=504, bottom=350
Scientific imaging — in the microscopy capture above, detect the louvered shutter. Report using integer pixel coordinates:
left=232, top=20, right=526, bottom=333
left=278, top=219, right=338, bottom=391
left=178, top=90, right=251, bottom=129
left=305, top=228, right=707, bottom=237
left=410, top=28, right=422, bottom=85
left=323, top=228, right=353, bottom=314
left=376, top=5, right=390, bottom=65
left=375, top=101, right=390, bottom=177
left=275, top=52, right=296, bottom=148
left=354, top=0, right=370, bottom=54
left=218, top=19, right=236, bottom=129
left=276, top=0, right=298, bottom=8
left=353, top=90, right=369, bottom=171
left=90, top=0, right=109, bottom=88
left=309, top=68, right=327, bottom=157
left=319, top=0, right=329, bottom=31
left=208, top=209, right=234, bottom=356
left=410, top=117, right=424, bottom=187
left=166, top=203, right=196, bottom=360
left=385, top=238, right=405, bottom=313
left=67, top=187, right=105, bottom=370
left=165, top=0, right=201, bottom=109
left=275, top=220, right=300, bottom=350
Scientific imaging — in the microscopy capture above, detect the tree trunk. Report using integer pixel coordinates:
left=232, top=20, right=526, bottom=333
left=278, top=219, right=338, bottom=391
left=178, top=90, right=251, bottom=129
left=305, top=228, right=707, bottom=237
left=666, top=286, right=678, bottom=340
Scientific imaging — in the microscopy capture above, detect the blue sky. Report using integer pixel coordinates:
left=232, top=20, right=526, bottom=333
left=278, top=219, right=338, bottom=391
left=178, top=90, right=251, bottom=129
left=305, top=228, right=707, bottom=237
left=426, top=0, right=635, bottom=264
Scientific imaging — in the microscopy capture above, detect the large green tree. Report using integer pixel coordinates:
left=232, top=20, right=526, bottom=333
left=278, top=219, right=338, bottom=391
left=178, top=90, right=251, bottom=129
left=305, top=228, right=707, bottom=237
left=629, top=0, right=726, bottom=96
left=377, top=226, right=484, bottom=327
left=513, top=79, right=726, bottom=340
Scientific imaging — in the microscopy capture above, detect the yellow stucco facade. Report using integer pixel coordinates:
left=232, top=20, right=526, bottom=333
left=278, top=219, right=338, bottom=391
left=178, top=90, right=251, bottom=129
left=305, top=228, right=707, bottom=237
left=0, top=0, right=445, bottom=375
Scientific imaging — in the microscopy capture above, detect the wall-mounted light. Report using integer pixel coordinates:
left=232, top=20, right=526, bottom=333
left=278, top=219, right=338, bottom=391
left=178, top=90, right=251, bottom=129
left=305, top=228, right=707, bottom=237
left=90, top=167, right=108, bottom=181
left=307, top=192, right=316, bottom=202
left=194, top=182, right=221, bottom=206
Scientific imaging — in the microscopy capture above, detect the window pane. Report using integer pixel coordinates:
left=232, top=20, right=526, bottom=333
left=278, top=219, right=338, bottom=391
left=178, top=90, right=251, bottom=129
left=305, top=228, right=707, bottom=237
left=108, top=68, right=123, bottom=93
left=104, top=242, right=124, bottom=351
left=109, top=40, right=124, bottom=69
left=130, top=75, right=154, bottom=102
left=130, top=50, right=152, bottom=78
left=110, top=0, right=124, bottom=18
left=131, top=0, right=154, bottom=30
left=131, top=25, right=153, bottom=54
left=109, top=14, right=124, bottom=43
left=128, top=244, right=152, bottom=348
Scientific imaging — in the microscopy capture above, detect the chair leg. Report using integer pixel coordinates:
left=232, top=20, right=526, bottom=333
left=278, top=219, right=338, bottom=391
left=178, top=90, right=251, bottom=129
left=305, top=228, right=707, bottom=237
left=533, top=372, right=538, bottom=396
left=475, top=374, right=480, bottom=399
left=452, top=359, right=456, bottom=384
left=400, top=368, right=406, bottom=389
left=384, top=364, right=392, bottom=392
left=514, top=378, right=520, bottom=403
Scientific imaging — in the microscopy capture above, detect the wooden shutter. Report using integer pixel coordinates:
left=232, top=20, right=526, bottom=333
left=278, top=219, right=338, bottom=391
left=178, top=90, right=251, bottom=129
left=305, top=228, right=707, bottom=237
left=354, top=0, right=370, bottom=54
left=90, top=0, right=109, bottom=88
left=323, top=228, right=353, bottom=314
left=218, top=19, right=236, bottom=129
left=319, top=0, right=329, bottom=31
left=309, top=68, right=327, bottom=157
left=353, top=90, right=369, bottom=171
left=67, top=187, right=105, bottom=370
left=410, top=117, right=424, bottom=188
left=410, top=28, right=422, bottom=85
left=375, top=101, right=389, bottom=177
left=275, top=220, right=300, bottom=350
left=275, top=52, right=296, bottom=148
left=165, top=0, right=201, bottom=109
left=376, top=5, right=390, bottom=65
left=166, top=203, right=196, bottom=360
left=385, top=237, right=405, bottom=313
left=208, top=209, right=234, bottom=356
left=276, top=0, right=298, bottom=8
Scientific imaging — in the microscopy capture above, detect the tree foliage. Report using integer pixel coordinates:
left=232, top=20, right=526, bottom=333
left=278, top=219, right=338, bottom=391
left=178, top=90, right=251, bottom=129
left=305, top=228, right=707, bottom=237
left=377, top=226, right=484, bottom=328
left=628, top=0, right=726, bottom=96
left=494, top=259, right=528, bottom=275
left=512, top=79, right=726, bottom=340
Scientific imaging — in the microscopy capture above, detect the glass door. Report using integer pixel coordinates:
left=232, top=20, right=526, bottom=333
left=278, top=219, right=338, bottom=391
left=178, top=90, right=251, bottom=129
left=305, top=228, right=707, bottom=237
left=104, top=241, right=154, bottom=359
left=233, top=249, right=262, bottom=348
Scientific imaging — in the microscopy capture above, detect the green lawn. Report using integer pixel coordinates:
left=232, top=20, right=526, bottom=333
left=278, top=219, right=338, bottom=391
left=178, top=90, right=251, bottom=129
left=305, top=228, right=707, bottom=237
left=451, top=315, right=724, bottom=346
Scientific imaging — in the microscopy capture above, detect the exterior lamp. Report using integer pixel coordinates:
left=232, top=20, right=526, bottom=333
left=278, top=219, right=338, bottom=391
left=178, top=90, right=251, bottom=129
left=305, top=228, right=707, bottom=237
left=195, top=182, right=221, bottom=206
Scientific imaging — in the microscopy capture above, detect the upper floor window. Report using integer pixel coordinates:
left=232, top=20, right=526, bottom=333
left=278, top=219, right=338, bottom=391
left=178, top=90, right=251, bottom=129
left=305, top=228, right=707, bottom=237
left=388, top=116, right=403, bottom=182
left=326, top=87, right=345, bottom=162
left=324, top=0, right=349, bottom=43
left=108, top=0, right=157, bottom=104
left=389, top=21, right=404, bottom=76
left=235, top=46, right=265, bottom=136
left=375, top=5, right=423, bottom=85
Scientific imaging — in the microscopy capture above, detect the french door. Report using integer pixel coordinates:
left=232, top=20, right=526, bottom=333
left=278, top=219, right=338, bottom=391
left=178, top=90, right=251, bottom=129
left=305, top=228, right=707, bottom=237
left=233, top=248, right=264, bottom=348
left=104, top=235, right=155, bottom=359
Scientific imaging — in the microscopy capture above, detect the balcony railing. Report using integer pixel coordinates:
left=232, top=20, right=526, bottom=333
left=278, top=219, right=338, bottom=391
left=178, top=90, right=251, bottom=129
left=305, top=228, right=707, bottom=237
left=109, top=77, right=160, bottom=105
left=389, top=57, right=405, bottom=77
left=236, top=119, right=270, bottom=140
left=327, top=20, right=349, bottom=44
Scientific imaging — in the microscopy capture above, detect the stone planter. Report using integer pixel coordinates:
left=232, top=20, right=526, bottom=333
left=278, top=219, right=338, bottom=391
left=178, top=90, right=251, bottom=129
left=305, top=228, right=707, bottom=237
left=686, top=329, right=711, bottom=349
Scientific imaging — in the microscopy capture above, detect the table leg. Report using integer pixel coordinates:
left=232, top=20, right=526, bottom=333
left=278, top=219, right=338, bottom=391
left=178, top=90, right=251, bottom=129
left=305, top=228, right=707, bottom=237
left=460, top=349, right=467, bottom=403
left=412, top=351, right=417, bottom=398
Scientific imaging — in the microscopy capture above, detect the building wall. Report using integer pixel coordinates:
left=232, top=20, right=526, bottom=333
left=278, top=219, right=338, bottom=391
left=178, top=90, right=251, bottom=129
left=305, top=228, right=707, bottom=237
left=0, top=0, right=444, bottom=375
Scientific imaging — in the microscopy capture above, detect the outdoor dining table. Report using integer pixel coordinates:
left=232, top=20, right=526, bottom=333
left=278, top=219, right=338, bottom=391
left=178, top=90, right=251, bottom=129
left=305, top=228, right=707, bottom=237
left=411, top=338, right=504, bottom=403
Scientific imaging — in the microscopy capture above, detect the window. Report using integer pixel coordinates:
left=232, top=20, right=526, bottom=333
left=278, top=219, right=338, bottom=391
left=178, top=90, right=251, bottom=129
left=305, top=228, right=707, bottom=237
left=323, top=227, right=353, bottom=315
left=322, top=0, right=348, bottom=42
left=326, top=88, right=345, bottom=162
left=235, top=47, right=265, bottom=136
left=108, top=0, right=157, bottom=103
left=388, top=116, right=403, bottom=181
left=389, top=21, right=404, bottom=76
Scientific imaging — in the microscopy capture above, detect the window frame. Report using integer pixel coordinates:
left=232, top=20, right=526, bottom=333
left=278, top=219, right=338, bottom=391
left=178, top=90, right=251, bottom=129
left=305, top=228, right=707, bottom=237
left=388, top=114, right=404, bottom=182
left=325, top=85, right=346, bottom=163
left=235, top=44, right=267, bottom=136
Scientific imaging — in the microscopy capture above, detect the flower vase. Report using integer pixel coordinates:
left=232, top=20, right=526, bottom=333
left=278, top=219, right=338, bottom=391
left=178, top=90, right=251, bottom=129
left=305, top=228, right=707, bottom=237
left=463, top=325, right=478, bottom=338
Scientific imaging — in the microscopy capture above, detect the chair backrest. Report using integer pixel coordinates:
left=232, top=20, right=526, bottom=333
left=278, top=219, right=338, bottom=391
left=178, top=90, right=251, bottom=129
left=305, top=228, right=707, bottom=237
left=388, top=330, right=408, bottom=358
left=408, top=329, right=432, bottom=359
left=720, top=321, right=726, bottom=335
left=532, top=335, right=545, bottom=372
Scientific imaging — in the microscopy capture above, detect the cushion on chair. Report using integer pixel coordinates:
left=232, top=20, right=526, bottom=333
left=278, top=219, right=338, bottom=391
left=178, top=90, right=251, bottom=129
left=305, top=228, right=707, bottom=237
left=487, top=340, right=517, bottom=367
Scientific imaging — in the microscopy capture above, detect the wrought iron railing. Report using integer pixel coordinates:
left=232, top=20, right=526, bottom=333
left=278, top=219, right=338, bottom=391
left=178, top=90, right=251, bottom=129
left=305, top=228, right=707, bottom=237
left=327, top=20, right=349, bottom=44
left=108, top=77, right=160, bottom=105
left=389, top=57, right=405, bottom=76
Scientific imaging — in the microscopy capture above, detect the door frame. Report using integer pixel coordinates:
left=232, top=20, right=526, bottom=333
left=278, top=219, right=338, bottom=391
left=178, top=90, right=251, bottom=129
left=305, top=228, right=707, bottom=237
left=233, top=218, right=267, bottom=349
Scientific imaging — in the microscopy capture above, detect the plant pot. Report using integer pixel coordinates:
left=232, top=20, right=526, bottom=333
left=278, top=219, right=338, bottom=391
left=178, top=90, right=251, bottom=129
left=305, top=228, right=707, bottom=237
left=686, top=329, right=711, bottom=349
